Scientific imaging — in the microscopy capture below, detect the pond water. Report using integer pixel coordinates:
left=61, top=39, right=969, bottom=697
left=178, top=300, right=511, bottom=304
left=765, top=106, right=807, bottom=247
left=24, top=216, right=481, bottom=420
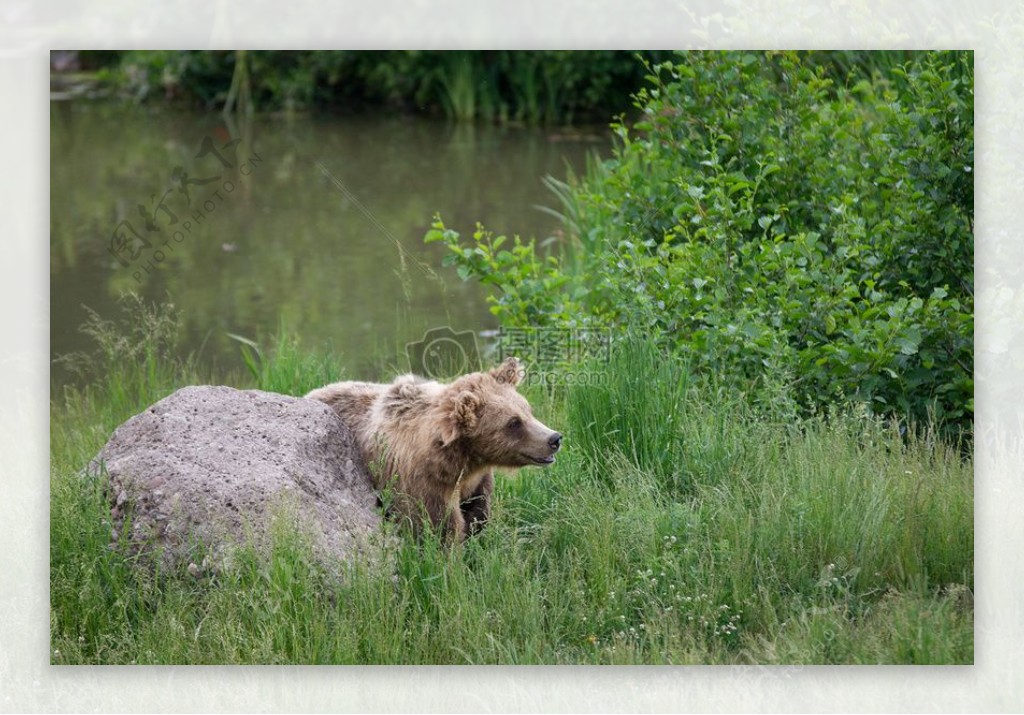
left=50, top=100, right=608, bottom=389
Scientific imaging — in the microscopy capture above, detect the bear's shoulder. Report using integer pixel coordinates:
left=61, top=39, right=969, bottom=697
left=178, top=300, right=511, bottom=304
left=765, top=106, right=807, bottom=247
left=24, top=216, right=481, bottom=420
left=379, top=374, right=445, bottom=418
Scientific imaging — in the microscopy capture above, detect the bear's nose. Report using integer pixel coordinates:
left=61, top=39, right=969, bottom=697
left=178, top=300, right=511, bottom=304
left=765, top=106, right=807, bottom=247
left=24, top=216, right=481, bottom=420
left=548, top=432, right=562, bottom=451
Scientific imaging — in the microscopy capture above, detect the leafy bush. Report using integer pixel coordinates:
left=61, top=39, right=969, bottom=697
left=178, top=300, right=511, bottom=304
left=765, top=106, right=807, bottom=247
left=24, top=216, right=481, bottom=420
left=433, top=51, right=973, bottom=435
left=424, top=217, right=591, bottom=327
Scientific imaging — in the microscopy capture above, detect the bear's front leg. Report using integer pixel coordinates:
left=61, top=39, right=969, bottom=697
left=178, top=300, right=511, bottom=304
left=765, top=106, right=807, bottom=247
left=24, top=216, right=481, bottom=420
left=460, top=470, right=494, bottom=538
left=419, top=490, right=467, bottom=545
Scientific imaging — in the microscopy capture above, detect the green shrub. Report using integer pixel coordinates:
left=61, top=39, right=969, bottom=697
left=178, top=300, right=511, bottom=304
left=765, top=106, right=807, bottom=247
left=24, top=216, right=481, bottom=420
left=433, top=51, right=973, bottom=435
left=424, top=216, right=594, bottom=327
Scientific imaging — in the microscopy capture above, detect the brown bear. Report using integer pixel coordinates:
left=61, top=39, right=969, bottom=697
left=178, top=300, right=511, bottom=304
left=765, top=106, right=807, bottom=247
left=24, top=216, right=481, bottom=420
left=305, top=357, right=562, bottom=541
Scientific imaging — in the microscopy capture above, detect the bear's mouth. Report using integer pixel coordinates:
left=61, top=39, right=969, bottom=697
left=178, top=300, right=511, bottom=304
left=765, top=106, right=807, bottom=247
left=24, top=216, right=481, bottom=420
left=522, top=453, right=556, bottom=465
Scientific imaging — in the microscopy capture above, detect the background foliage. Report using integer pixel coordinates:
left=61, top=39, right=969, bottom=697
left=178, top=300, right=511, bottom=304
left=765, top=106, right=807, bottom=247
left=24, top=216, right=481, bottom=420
left=100, top=50, right=670, bottom=123
left=431, top=50, right=974, bottom=435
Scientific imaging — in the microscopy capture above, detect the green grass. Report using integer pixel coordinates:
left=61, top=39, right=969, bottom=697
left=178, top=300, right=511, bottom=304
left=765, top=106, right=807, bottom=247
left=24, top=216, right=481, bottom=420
left=50, top=305, right=973, bottom=664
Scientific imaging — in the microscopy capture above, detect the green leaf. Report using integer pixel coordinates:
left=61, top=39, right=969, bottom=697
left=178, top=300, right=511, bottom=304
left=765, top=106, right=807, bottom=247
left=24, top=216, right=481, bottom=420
left=895, top=326, right=923, bottom=355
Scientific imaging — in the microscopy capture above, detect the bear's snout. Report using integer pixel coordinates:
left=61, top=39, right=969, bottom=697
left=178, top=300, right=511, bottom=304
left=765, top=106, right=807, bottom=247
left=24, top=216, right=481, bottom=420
left=548, top=432, right=562, bottom=452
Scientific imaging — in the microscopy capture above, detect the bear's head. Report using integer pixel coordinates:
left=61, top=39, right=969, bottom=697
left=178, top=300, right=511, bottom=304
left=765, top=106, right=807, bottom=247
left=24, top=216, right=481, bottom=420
left=438, top=357, right=562, bottom=468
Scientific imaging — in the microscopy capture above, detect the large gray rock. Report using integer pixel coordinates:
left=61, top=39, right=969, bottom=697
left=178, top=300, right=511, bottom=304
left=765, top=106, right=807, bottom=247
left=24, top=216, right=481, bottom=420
left=87, top=385, right=382, bottom=570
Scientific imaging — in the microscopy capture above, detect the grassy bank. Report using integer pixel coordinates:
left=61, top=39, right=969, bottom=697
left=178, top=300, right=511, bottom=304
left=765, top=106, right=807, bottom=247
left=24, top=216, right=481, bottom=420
left=50, top=306, right=972, bottom=664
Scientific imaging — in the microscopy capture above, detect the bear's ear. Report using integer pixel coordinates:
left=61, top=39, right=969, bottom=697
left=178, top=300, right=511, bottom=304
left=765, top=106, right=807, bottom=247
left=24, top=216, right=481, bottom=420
left=439, top=390, right=481, bottom=446
left=489, top=356, right=524, bottom=387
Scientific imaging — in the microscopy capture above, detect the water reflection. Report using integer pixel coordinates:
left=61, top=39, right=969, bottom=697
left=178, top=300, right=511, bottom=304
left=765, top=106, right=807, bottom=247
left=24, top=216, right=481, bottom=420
left=50, top=101, right=608, bottom=387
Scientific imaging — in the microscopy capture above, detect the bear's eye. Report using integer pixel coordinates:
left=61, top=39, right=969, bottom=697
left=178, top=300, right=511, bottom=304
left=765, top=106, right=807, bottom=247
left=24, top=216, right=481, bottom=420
left=507, top=417, right=522, bottom=430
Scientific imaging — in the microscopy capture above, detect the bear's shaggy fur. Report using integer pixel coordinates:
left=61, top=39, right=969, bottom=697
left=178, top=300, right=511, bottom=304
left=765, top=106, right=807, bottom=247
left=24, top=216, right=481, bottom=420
left=305, top=357, right=561, bottom=541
